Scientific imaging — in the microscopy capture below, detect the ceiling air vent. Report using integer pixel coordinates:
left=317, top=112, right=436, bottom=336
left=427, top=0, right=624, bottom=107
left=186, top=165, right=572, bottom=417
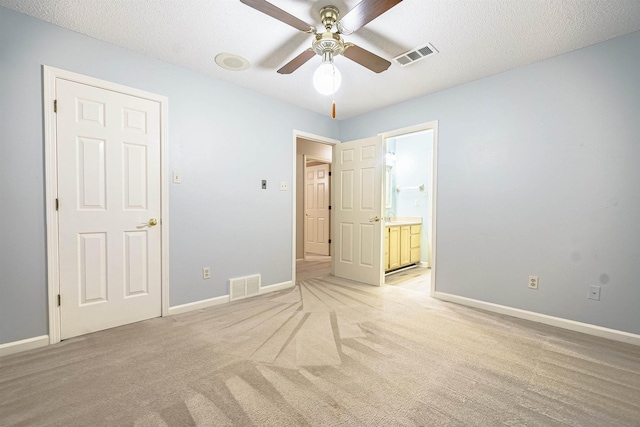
left=393, top=43, right=438, bottom=67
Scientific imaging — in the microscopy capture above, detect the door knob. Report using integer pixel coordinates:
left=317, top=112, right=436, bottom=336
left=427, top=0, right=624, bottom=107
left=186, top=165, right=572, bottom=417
left=148, top=218, right=158, bottom=227
left=369, top=216, right=381, bottom=222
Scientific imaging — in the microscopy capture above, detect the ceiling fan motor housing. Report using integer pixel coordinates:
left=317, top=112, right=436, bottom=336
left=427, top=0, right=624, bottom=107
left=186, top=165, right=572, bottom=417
left=313, top=32, right=345, bottom=60
left=319, top=6, right=339, bottom=30
left=313, top=6, right=344, bottom=60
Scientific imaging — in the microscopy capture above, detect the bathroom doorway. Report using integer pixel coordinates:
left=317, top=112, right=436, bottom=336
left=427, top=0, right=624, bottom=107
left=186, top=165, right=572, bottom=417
left=382, top=122, right=438, bottom=295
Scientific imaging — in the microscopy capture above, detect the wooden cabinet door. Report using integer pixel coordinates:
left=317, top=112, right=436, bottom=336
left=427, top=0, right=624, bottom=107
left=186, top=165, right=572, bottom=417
left=388, top=226, right=400, bottom=270
left=410, top=225, right=421, bottom=264
left=400, top=226, right=411, bottom=266
left=385, top=228, right=390, bottom=270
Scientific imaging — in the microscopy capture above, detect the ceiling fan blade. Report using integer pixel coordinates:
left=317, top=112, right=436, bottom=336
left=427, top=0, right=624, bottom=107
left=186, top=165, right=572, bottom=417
left=338, top=0, right=402, bottom=34
left=343, top=43, right=391, bottom=73
left=277, top=49, right=316, bottom=74
left=240, top=0, right=316, bottom=33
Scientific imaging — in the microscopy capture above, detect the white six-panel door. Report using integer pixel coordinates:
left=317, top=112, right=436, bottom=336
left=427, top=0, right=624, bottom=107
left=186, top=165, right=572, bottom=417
left=305, top=163, right=330, bottom=256
left=56, top=78, right=162, bottom=339
left=331, top=136, right=384, bottom=286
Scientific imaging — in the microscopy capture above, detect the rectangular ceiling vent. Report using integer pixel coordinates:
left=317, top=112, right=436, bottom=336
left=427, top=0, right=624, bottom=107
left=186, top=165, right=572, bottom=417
left=393, top=42, right=438, bottom=67
left=230, top=274, right=261, bottom=301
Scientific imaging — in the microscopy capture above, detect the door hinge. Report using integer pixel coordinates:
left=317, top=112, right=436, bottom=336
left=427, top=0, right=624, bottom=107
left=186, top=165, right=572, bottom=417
left=328, top=239, right=331, bottom=244
left=328, top=205, right=332, bottom=210
left=57, top=294, right=61, bottom=306
left=328, top=171, right=332, bottom=176
left=53, top=99, right=57, bottom=113
left=55, top=198, right=59, bottom=211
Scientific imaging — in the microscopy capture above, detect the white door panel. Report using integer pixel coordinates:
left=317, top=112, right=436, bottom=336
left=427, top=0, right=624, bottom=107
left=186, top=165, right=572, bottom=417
left=57, top=78, right=162, bottom=339
left=305, top=163, right=330, bottom=255
left=332, top=136, right=383, bottom=286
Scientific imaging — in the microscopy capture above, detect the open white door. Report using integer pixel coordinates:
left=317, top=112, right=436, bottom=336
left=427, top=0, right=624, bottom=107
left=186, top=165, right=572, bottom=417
left=331, top=136, right=384, bottom=286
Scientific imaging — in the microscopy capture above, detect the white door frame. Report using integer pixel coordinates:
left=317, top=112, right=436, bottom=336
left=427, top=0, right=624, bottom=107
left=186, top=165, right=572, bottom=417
left=43, top=66, right=170, bottom=344
left=380, top=121, right=439, bottom=297
left=303, top=156, right=331, bottom=258
left=292, top=130, right=339, bottom=285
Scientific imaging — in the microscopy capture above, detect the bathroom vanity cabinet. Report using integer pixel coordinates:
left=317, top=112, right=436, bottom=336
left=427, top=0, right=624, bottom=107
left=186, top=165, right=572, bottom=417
left=385, top=220, right=421, bottom=272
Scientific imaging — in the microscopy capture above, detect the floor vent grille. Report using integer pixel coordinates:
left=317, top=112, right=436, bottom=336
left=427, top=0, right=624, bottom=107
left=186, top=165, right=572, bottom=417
left=230, top=274, right=261, bottom=301
left=393, top=42, right=438, bottom=67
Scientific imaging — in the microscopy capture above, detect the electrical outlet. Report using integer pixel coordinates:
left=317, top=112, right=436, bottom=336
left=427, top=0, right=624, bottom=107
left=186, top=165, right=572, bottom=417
left=528, top=275, right=539, bottom=290
left=588, top=285, right=601, bottom=300
left=414, top=199, right=420, bottom=207
left=280, top=181, right=288, bottom=191
left=203, top=267, right=211, bottom=280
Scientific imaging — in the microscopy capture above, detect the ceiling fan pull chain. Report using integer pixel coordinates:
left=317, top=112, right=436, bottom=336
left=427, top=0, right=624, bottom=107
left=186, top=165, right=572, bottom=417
left=331, top=62, right=337, bottom=119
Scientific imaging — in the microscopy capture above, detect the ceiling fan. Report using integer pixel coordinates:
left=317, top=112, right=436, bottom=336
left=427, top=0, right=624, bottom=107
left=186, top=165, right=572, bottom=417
left=240, top=0, right=403, bottom=93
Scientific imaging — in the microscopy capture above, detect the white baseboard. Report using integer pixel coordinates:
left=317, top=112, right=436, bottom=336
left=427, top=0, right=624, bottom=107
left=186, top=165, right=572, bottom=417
left=434, top=292, right=640, bottom=347
left=168, top=294, right=230, bottom=315
left=0, top=335, right=49, bottom=357
left=261, top=280, right=294, bottom=294
left=2, top=282, right=295, bottom=357
left=167, top=281, right=294, bottom=316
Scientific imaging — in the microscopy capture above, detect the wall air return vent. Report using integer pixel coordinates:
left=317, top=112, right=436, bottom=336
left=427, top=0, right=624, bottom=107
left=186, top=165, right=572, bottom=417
left=393, top=43, right=438, bottom=67
left=230, top=274, right=261, bottom=301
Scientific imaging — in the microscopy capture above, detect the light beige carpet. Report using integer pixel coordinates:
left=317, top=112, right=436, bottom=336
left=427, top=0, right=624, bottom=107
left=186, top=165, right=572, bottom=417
left=1, top=275, right=639, bottom=426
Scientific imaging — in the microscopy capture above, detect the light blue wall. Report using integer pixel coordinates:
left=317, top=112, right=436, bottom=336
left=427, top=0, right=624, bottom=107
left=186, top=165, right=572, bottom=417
left=0, top=7, right=339, bottom=345
left=341, top=30, right=640, bottom=335
left=393, top=132, right=431, bottom=218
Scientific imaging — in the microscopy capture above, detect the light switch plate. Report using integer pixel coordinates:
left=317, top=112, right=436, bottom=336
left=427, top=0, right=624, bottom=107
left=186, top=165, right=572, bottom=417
left=173, top=171, right=182, bottom=184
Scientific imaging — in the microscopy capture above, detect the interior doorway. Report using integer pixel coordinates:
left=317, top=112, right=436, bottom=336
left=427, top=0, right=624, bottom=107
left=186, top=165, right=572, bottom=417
left=43, top=66, right=170, bottom=344
left=382, top=121, right=438, bottom=296
left=291, top=122, right=437, bottom=294
left=293, top=131, right=338, bottom=284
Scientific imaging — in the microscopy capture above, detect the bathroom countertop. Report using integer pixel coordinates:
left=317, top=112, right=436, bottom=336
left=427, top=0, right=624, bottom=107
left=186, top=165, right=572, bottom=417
left=385, top=217, right=422, bottom=226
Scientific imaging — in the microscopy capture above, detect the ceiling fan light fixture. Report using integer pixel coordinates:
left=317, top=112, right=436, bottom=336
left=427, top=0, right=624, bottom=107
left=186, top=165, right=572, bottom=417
left=313, top=60, right=341, bottom=96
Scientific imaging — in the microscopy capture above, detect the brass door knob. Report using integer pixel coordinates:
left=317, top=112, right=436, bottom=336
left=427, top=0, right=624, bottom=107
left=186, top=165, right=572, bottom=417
left=148, top=218, right=158, bottom=227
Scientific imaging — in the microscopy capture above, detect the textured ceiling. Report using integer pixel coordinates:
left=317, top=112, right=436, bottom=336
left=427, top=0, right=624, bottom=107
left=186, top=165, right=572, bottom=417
left=2, top=0, right=640, bottom=119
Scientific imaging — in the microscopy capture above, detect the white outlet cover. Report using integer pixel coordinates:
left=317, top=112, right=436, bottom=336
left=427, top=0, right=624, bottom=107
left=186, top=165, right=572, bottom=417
left=280, top=181, right=288, bottom=191
left=528, top=275, right=539, bottom=290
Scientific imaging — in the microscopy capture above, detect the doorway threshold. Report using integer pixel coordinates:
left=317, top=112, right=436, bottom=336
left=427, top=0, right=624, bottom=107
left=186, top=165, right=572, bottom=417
left=385, top=264, right=419, bottom=276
